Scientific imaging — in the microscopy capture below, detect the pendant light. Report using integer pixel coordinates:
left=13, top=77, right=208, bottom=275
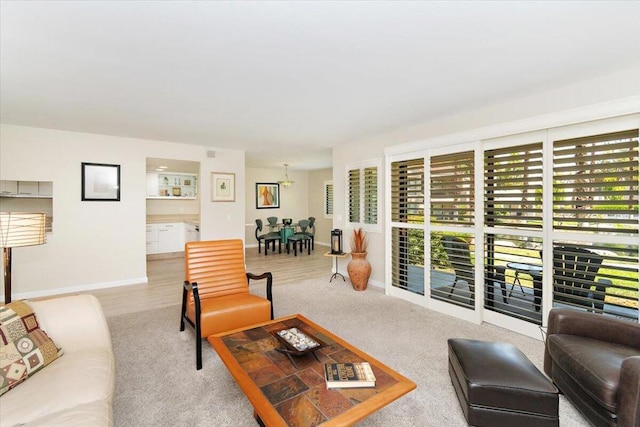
left=278, top=163, right=295, bottom=188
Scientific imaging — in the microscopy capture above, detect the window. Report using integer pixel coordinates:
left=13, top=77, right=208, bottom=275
left=346, top=159, right=381, bottom=230
left=431, top=151, right=474, bottom=225
left=324, top=180, right=333, bottom=218
left=430, top=151, right=475, bottom=308
left=485, top=142, right=543, bottom=229
left=553, top=130, right=638, bottom=235
left=552, top=129, right=639, bottom=318
left=390, top=158, right=424, bottom=224
left=390, top=157, right=425, bottom=294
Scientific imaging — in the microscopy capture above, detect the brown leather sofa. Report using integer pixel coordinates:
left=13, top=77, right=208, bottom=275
left=544, top=308, right=640, bottom=426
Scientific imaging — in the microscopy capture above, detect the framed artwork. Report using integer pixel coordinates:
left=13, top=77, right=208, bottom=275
left=81, top=162, right=120, bottom=201
left=211, top=172, right=235, bottom=202
left=256, top=182, right=280, bottom=209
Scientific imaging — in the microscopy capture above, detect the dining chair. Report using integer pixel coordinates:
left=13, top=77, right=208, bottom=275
left=286, top=219, right=311, bottom=256
left=255, top=219, right=281, bottom=255
left=301, top=216, right=316, bottom=250
left=180, top=239, right=274, bottom=370
left=266, top=216, right=278, bottom=230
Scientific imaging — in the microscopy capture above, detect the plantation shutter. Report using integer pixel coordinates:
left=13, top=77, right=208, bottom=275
left=391, top=158, right=424, bottom=223
left=348, top=169, right=360, bottom=223
left=324, top=182, right=333, bottom=216
left=431, top=151, right=474, bottom=225
left=363, top=166, right=378, bottom=224
left=485, top=142, right=543, bottom=229
left=553, top=130, right=639, bottom=234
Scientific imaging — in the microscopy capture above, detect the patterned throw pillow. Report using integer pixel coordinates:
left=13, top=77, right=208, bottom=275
left=0, top=300, right=63, bottom=396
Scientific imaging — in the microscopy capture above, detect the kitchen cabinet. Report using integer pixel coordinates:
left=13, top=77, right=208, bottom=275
left=0, top=180, right=53, bottom=198
left=146, top=172, right=197, bottom=199
left=158, top=223, right=184, bottom=253
left=146, top=224, right=159, bottom=254
left=147, top=222, right=187, bottom=254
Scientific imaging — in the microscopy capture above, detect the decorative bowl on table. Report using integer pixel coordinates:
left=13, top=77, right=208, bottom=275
left=271, top=327, right=325, bottom=356
left=282, top=218, right=293, bottom=226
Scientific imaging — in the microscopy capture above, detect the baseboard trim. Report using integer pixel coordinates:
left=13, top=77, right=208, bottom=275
left=5, top=276, right=148, bottom=302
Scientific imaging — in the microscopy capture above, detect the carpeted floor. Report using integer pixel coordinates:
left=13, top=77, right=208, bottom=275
left=107, top=278, right=589, bottom=426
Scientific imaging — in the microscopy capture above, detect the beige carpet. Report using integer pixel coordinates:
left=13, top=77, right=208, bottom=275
left=107, top=277, right=589, bottom=426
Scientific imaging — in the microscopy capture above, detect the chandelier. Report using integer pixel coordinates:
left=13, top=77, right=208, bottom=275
left=278, top=163, right=295, bottom=188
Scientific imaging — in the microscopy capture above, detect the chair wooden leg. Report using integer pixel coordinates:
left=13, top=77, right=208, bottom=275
left=307, top=240, right=311, bottom=255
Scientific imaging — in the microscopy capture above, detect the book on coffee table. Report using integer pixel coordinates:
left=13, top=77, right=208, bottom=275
left=324, top=362, right=376, bottom=389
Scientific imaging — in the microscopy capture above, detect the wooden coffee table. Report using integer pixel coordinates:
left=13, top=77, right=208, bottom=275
left=208, top=314, right=416, bottom=426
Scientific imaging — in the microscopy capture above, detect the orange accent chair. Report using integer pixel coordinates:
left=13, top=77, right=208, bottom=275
left=180, top=239, right=274, bottom=370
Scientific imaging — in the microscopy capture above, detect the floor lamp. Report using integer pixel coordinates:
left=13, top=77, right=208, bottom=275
left=1, top=212, right=47, bottom=303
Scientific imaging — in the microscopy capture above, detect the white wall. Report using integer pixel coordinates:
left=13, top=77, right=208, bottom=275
left=332, top=65, right=640, bottom=288
left=0, top=124, right=245, bottom=300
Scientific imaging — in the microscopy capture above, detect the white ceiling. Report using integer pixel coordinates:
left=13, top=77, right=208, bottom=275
left=1, top=1, right=639, bottom=171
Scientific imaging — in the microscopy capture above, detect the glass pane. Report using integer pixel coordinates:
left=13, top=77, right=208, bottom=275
left=485, top=142, right=543, bottom=229
left=485, top=234, right=543, bottom=325
left=431, top=232, right=475, bottom=310
left=553, top=130, right=639, bottom=235
left=551, top=241, right=638, bottom=320
left=391, top=158, right=424, bottom=223
left=363, top=166, right=378, bottom=224
left=391, top=226, right=424, bottom=295
left=431, top=151, right=474, bottom=225
left=348, top=169, right=360, bottom=222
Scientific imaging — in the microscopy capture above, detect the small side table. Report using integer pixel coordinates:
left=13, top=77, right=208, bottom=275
left=324, top=251, right=349, bottom=282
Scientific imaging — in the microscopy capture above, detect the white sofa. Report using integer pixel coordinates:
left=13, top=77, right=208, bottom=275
left=1, top=294, right=115, bottom=427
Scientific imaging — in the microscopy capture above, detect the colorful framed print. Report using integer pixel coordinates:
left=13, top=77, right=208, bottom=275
left=256, top=183, right=280, bottom=209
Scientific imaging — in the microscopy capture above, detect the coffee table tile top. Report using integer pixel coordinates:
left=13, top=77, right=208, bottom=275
left=214, top=315, right=414, bottom=426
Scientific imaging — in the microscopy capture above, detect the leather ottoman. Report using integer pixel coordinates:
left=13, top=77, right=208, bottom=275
left=448, top=338, right=559, bottom=427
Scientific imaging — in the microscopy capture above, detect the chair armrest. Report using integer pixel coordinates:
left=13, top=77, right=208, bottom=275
left=183, top=280, right=201, bottom=317
left=618, top=356, right=640, bottom=427
left=247, top=272, right=274, bottom=319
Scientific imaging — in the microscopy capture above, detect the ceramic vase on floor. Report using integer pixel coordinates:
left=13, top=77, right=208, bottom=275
left=348, top=252, right=371, bottom=291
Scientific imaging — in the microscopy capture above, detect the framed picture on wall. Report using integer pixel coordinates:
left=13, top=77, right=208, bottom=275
left=211, top=172, right=235, bottom=202
left=81, top=162, right=120, bottom=201
left=256, top=182, right=280, bottom=209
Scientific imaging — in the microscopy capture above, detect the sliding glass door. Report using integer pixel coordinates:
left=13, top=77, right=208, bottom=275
left=385, top=115, right=639, bottom=334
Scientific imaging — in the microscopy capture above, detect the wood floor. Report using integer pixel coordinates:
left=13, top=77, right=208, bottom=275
left=83, top=243, right=334, bottom=317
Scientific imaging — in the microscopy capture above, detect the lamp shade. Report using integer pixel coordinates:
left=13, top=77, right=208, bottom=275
left=0, top=212, right=47, bottom=248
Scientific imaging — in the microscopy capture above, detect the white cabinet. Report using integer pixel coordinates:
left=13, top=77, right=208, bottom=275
left=0, top=180, right=17, bottom=195
left=185, top=223, right=200, bottom=243
left=146, top=172, right=197, bottom=199
left=0, top=180, right=52, bottom=198
left=17, top=181, right=39, bottom=195
left=146, top=224, right=159, bottom=254
left=147, top=222, right=193, bottom=254
left=38, top=182, right=53, bottom=197
left=146, top=173, right=159, bottom=197
left=158, top=223, right=184, bottom=253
